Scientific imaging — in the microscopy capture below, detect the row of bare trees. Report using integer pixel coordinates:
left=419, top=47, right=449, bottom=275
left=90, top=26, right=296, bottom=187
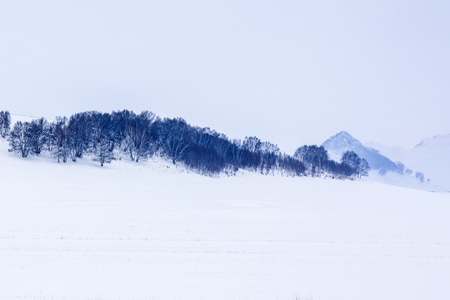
left=1, top=110, right=368, bottom=177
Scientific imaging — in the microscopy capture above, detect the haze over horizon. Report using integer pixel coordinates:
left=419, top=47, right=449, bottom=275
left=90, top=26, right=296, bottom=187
left=1, top=1, right=449, bottom=153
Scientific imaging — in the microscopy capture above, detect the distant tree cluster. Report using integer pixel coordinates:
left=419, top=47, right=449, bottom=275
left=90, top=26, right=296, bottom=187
left=293, top=145, right=370, bottom=178
left=1, top=110, right=369, bottom=179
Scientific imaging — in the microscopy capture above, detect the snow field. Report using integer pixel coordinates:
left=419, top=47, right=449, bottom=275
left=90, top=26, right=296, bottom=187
left=1, top=139, right=450, bottom=300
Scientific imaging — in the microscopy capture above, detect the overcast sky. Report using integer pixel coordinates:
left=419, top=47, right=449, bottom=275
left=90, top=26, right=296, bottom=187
left=1, top=0, right=449, bottom=153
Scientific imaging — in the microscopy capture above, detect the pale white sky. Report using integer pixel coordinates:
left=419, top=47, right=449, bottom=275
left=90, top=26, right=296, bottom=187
left=1, top=0, right=449, bottom=153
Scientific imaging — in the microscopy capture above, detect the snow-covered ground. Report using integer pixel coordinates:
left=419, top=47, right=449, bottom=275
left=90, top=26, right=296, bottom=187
left=1, top=138, right=450, bottom=300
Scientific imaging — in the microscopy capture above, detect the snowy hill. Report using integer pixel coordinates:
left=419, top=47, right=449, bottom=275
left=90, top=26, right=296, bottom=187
left=369, top=133, right=450, bottom=192
left=3, top=112, right=445, bottom=192
left=321, top=131, right=438, bottom=191
left=321, top=131, right=400, bottom=173
left=1, top=136, right=450, bottom=300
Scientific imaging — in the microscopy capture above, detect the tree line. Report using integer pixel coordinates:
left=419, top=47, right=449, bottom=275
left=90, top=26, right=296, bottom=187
left=0, top=110, right=369, bottom=178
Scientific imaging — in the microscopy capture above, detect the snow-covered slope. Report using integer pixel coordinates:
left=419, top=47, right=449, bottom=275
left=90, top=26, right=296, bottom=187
left=321, top=131, right=438, bottom=191
left=369, top=133, right=450, bottom=192
left=1, top=137, right=450, bottom=300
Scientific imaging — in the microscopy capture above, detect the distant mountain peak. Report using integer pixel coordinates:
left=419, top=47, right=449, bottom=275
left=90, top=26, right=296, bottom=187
left=321, top=131, right=399, bottom=174
left=334, top=131, right=353, bottom=138
left=321, top=131, right=363, bottom=157
left=415, top=133, right=450, bottom=148
left=330, top=131, right=357, bottom=143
